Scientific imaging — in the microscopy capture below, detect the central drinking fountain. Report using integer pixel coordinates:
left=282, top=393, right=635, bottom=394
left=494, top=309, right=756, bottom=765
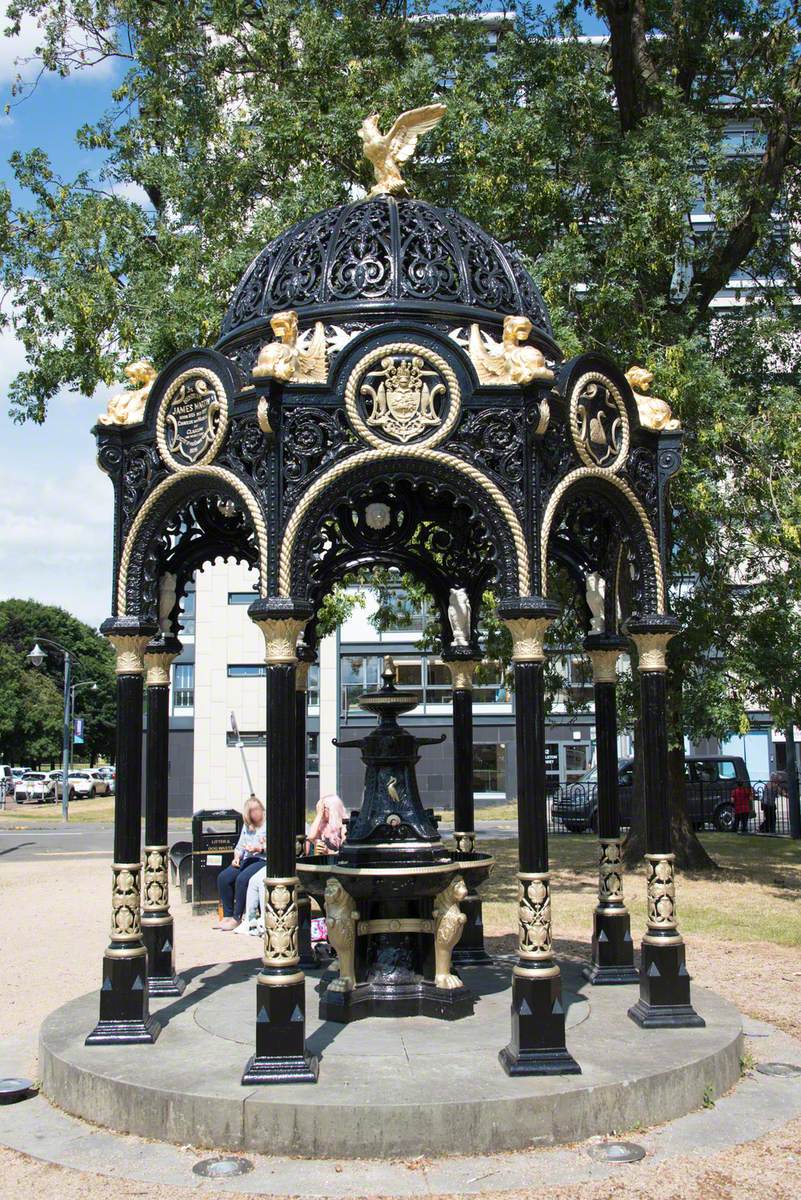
left=297, top=658, right=495, bottom=1021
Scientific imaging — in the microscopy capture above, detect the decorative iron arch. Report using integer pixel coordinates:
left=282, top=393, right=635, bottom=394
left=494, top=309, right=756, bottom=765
left=299, top=476, right=499, bottom=649
left=540, top=467, right=665, bottom=614
left=279, top=447, right=531, bottom=601
left=117, top=466, right=268, bottom=619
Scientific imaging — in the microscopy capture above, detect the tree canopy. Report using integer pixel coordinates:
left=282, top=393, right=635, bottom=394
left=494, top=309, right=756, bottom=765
left=0, top=598, right=117, bottom=764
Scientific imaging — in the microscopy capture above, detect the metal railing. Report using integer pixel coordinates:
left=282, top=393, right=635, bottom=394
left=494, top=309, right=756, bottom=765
left=516, top=779, right=795, bottom=836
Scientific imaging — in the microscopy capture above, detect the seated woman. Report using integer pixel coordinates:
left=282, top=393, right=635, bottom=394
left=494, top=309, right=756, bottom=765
left=307, top=793, right=347, bottom=854
left=215, top=796, right=266, bottom=931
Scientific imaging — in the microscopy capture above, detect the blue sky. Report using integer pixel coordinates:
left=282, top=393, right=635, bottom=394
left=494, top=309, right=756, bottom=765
left=0, top=17, right=122, bottom=627
left=0, top=5, right=605, bottom=628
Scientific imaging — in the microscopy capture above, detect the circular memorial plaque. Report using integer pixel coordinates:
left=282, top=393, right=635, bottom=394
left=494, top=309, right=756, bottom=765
left=157, top=367, right=228, bottom=471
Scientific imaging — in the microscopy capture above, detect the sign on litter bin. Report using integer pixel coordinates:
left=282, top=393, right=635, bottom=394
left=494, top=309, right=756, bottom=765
left=191, top=809, right=243, bottom=914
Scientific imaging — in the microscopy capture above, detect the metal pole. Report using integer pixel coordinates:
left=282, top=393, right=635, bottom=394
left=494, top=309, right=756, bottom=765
left=230, top=711, right=256, bottom=797
left=784, top=721, right=801, bottom=840
left=61, top=652, right=72, bottom=822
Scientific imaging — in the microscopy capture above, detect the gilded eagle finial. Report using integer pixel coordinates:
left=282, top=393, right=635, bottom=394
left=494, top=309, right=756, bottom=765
left=360, top=103, right=447, bottom=199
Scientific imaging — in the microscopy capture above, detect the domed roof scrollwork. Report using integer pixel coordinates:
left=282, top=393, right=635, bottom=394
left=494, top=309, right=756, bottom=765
left=218, top=197, right=552, bottom=345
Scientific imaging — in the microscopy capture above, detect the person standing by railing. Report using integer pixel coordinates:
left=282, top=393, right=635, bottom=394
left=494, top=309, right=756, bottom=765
left=760, top=774, right=780, bottom=834
left=732, top=781, right=753, bottom=834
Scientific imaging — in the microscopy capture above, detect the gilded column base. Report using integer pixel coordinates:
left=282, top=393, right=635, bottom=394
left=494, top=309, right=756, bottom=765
left=628, top=935, right=705, bottom=1028
left=499, top=966, right=581, bottom=1076
left=242, top=974, right=318, bottom=1085
left=85, top=952, right=161, bottom=1045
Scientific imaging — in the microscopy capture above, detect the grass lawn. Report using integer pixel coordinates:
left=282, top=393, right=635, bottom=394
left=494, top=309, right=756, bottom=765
left=479, top=832, right=801, bottom=948
left=0, top=796, right=116, bottom=823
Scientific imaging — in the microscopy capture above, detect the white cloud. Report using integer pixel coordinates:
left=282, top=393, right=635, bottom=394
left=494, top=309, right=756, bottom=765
left=0, top=329, right=115, bottom=628
left=109, top=179, right=153, bottom=208
left=0, top=14, right=116, bottom=87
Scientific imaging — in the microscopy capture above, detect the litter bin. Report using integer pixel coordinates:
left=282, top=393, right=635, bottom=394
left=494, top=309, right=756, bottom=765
left=190, top=808, right=243, bottom=915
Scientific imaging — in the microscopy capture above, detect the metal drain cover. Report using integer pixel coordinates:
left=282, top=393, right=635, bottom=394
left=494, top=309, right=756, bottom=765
left=757, top=1062, right=801, bottom=1078
left=587, top=1140, right=646, bottom=1163
left=0, top=1078, right=34, bottom=1104
left=192, top=1156, right=255, bottom=1178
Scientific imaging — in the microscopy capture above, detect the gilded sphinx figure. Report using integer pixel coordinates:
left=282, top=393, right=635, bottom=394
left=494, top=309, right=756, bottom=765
left=433, top=875, right=468, bottom=989
left=625, top=366, right=681, bottom=431
left=324, top=877, right=360, bottom=992
left=98, top=360, right=157, bottom=426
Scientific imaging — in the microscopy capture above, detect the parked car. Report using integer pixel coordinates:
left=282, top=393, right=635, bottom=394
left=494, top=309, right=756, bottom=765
left=11, top=767, right=31, bottom=782
left=551, top=756, right=751, bottom=833
left=87, top=770, right=113, bottom=796
left=15, top=771, right=56, bottom=804
left=50, top=771, right=98, bottom=801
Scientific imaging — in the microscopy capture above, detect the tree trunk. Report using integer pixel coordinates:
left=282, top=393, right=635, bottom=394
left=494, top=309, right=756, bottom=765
left=623, top=671, right=717, bottom=871
left=785, top=720, right=801, bottom=840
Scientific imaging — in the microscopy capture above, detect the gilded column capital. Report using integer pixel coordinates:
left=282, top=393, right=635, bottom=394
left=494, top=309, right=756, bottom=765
left=251, top=617, right=306, bottom=664
left=248, top=598, right=313, bottom=665
left=587, top=649, right=620, bottom=685
left=444, top=659, right=480, bottom=691
left=144, top=639, right=182, bottom=687
left=101, top=616, right=159, bottom=675
left=503, top=617, right=553, bottom=663
left=629, top=632, right=673, bottom=672
left=107, top=634, right=152, bottom=675
left=623, top=616, right=679, bottom=673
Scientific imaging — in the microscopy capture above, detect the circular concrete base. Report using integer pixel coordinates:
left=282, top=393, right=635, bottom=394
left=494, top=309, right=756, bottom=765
left=40, top=957, right=742, bottom=1159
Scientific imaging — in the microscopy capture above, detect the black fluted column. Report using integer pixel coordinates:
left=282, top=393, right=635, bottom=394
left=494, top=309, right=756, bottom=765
left=625, top=618, right=704, bottom=1029
left=242, top=600, right=318, bottom=1085
left=142, top=637, right=185, bottom=996
left=497, top=599, right=580, bottom=1076
left=444, top=655, right=492, bottom=966
left=87, top=617, right=161, bottom=1046
left=295, top=648, right=316, bottom=968
left=582, top=635, right=638, bottom=985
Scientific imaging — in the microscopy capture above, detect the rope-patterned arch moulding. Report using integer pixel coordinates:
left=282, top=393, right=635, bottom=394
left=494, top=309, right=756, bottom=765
left=117, top=466, right=269, bottom=615
left=540, top=467, right=665, bottom=611
left=278, top=446, right=531, bottom=597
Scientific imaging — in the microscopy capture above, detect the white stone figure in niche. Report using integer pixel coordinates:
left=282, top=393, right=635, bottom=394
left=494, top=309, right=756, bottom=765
left=448, top=587, right=471, bottom=648
left=585, top=572, right=606, bottom=634
left=158, top=573, right=178, bottom=635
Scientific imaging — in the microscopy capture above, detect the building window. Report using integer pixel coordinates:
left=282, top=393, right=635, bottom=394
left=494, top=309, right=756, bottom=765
left=307, top=664, right=320, bottom=707
left=564, top=742, right=591, bottom=783
left=178, top=590, right=195, bottom=638
left=228, top=591, right=257, bottom=605
left=307, top=732, right=319, bottom=775
left=225, top=730, right=265, bottom=748
left=340, top=654, right=511, bottom=712
left=173, top=663, right=194, bottom=710
left=227, top=664, right=266, bottom=677
left=473, top=743, right=507, bottom=795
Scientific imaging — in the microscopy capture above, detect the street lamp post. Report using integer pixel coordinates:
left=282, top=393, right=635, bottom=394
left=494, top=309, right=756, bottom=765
left=69, top=681, right=98, bottom=774
left=27, top=639, right=78, bottom=822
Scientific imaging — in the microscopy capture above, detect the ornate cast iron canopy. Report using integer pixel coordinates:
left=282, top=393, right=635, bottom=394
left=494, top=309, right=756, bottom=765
left=94, top=176, right=682, bottom=650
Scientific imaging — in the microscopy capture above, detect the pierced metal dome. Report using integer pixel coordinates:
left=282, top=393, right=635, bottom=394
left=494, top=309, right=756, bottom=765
left=218, top=196, right=551, bottom=344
